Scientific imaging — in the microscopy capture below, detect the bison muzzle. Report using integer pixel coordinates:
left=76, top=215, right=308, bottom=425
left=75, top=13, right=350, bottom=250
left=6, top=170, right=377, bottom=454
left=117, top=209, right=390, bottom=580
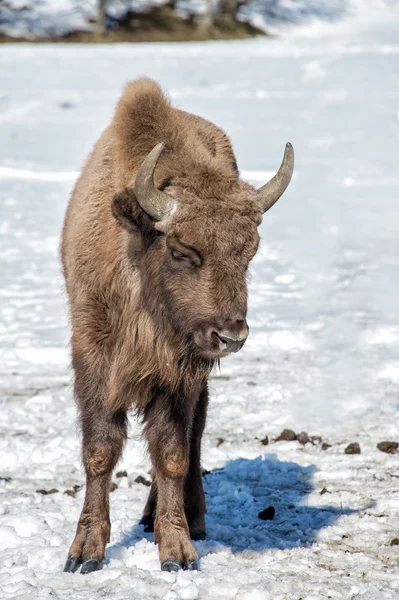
left=61, top=78, right=294, bottom=574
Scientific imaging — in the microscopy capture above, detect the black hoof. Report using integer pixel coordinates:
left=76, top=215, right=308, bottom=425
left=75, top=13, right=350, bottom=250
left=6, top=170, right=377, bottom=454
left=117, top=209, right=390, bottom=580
left=63, top=556, right=82, bottom=573
left=161, top=560, right=183, bottom=572
left=139, top=514, right=154, bottom=533
left=80, top=558, right=103, bottom=574
left=185, top=559, right=200, bottom=571
left=190, top=531, right=206, bottom=541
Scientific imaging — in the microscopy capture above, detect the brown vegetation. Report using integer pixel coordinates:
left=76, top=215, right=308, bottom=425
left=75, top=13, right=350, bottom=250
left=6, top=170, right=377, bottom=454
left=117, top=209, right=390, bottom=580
left=0, top=2, right=265, bottom=44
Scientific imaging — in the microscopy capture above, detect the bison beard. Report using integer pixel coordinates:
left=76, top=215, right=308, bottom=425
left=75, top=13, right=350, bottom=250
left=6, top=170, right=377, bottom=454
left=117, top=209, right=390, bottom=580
left=61, top=77, right=293, bottom=574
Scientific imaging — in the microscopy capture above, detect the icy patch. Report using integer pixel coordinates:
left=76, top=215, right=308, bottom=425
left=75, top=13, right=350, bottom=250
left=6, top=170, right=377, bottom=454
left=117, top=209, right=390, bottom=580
left=259, top=330, right=312, bottom=351
left=0, top=166, right=78, bottom=182
left=360, top=326, right=399, bottom=346
left=241, top=170, right=275, bottom=184
left=0, top=101, right=41, bottom=125
left=301, top=60, right=327, bottom=80
left=275, top=273, right=296, bottom=284
left=343, top=176, right=399, bottom=187
left=377, top=362, right=399, bottom=382
left=15, top=347, right=69, bottom=366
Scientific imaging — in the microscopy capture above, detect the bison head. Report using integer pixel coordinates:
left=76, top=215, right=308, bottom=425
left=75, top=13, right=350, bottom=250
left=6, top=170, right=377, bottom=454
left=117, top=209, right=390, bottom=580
left=113, top=142, right=293, bottom=360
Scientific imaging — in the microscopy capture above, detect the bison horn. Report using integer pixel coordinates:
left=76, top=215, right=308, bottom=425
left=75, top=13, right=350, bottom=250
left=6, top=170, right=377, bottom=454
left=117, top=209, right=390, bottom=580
left=134, top=142, right=176, bottom=221
left=256, top=142, right=294, bottom=213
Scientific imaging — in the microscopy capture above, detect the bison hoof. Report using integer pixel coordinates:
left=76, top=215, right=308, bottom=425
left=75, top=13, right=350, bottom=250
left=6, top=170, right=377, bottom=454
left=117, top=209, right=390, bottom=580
left=186, top=559, right=200, bottom=571
left=63, top=556, right=82, bottom=573
left=161, top=560, right=182, bottom=572
left=139, top=514, right=154, bottom=533
left=80, top=558, right=104, bottom=574
left=190, top=531, right=206, bottom=541
left=161, top=559, right=200, bottom=572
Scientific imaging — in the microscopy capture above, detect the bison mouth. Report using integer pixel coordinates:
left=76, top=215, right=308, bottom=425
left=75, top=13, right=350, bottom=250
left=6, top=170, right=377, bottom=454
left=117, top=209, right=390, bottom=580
left=192, top=328, right=248, bottom=360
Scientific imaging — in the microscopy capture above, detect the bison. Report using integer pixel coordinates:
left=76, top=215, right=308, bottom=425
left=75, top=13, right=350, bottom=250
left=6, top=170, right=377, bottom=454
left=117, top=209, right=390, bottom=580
left=61, top=78, right=294, bottom=574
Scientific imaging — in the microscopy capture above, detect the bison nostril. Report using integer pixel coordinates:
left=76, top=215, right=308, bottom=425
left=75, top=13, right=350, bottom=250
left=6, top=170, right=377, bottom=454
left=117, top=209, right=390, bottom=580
left=213, top=332, right=247, bottom=353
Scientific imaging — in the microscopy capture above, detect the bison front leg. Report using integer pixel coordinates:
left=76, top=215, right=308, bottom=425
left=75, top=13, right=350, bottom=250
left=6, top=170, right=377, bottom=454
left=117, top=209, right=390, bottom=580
left=144, top=389, right=199, bottom=572
left=64, top=408, right=127, bottom=574
left=140, top=385, right=208, bottom=540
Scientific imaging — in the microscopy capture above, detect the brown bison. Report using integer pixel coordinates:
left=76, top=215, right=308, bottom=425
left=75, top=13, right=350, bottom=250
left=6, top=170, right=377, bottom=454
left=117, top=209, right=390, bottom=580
left=61, top=78, right=293, bottom=574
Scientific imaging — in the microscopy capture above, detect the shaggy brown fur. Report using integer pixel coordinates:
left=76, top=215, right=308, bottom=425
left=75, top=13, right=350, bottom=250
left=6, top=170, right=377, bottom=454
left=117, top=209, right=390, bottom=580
left=61, top=78, right=264, bottom=573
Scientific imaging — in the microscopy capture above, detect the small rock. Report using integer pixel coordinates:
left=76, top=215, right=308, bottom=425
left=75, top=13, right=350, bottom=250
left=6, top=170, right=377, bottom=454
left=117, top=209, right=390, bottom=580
left=275, top=429, right=296, bottom=442
left=377, top=441, right=399, bottom=454
left=110, top=482, right=118, bottom=492
left=36, top=488, right=59, bottom=495
left=311, top=436, right=323, bottom=443
left=0, top=476, right=12, bottom=482
left=134, top=475, right=151, bottom=487
left=258, top=506, right=275, bottom=521
left=297, top=432, right=310, bottom=445
left=116, top=470, right=128, bottom=478
left=64, top=489, right=76, bottom=498
left=321, top=442, right=331, bottom=451
left=216, top=437, right=224, bottom=447
left=260, top=436, right=269, bottom=446
left=59, top=101, right=74, bottom=109
left=320, top=487, right=329, bottom=495
left=345, top=442, right=361, bottom=455
left=390, top=538, right=399, bottom=546
left=73, top=484, right=83, bottom=492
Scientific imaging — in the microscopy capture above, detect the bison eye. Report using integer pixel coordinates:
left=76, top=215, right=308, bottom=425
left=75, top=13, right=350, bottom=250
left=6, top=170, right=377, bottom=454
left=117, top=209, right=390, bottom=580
left=169, top=245, right=201, bottom=267
left=171, top=249, right=189, bottom=261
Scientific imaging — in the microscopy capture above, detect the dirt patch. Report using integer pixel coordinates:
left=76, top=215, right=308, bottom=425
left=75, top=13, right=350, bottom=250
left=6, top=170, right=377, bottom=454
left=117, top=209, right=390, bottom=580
left=116, top=470, right=128, bottom=478
left=345, top=442, right=361, bottom=455
left=275, top=429, right=297, bottom=442
left=377, top=441, right=398, bottom=454
left=258, top=506, right=275, bottom=520
left=135, top=475, right=151, bottom=486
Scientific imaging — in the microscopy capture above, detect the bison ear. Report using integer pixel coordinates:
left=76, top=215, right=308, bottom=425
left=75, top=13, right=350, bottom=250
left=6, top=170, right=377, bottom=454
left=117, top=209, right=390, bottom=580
left=112, top=190, right=142, bottom=234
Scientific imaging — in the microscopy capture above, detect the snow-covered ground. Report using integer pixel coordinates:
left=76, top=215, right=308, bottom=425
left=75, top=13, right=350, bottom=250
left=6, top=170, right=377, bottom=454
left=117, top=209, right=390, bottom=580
left=0, top=0, right=396, bottom=39
left=1, top=5, right=399, bottom=599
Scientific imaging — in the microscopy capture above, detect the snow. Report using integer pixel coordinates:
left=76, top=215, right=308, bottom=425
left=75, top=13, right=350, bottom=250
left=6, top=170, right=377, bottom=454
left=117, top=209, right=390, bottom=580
left=1, top=4, right=399, bottom=599
left=0, top=0, right=96, bottom=39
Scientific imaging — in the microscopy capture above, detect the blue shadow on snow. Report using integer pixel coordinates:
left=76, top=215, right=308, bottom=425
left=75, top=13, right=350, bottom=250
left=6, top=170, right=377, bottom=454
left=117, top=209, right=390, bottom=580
left=106, top=454, right=360, bottom=562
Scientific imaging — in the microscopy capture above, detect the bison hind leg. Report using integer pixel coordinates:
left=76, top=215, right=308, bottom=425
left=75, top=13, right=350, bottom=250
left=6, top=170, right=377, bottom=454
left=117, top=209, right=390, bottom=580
left=139, top=513, right=155, bottom=533
left=190, top=531, right=206, bottom=541
left=140, top=480, right=157, bottom=532
left=140, top=481, right=206, bottom=540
